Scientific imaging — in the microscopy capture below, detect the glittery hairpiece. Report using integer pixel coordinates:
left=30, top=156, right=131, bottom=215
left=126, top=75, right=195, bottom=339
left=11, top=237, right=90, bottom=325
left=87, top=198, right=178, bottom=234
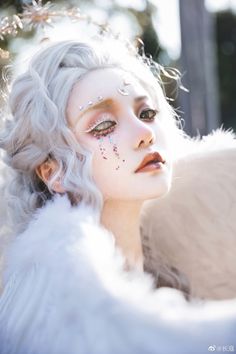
left=0, top=0, right=135, bottom=60
left=0, top=0, right=187, bottom=93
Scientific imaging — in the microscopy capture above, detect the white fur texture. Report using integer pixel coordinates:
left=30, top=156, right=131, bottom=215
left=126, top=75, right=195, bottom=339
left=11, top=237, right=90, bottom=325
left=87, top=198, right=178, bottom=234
left=0, top=193, right=236, bottom=354
left=141, top=129, right=236, bottom=299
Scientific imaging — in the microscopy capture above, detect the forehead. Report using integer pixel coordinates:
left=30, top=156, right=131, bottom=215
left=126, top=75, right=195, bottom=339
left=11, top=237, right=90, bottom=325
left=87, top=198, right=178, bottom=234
left=67, top=68, right=150, bottom=117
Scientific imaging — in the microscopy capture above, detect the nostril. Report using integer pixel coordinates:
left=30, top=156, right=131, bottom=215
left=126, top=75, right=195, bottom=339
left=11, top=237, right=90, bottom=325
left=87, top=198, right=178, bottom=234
left=138, top=136, right=155, bottom=149
left=139, top=140, right=144, bottom=146
left=138, top=140, right=145, bottom=148
left=149, top=137, right=154, bottom=145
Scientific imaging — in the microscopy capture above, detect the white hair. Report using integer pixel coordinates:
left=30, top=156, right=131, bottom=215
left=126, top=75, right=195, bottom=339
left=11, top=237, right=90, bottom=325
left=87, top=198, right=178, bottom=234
left=0, top=38, right=186, bottom=234
left=0, top=38, right=192, bottom=296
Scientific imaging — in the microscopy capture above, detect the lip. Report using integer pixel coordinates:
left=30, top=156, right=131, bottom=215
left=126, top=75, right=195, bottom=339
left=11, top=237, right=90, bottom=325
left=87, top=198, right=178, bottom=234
left=134, top=152, right=166, bottom=173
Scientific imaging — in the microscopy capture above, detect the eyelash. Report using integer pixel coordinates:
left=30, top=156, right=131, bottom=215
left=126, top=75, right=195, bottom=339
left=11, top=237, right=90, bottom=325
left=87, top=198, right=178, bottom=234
left=88, top=108, right=158, bottom=138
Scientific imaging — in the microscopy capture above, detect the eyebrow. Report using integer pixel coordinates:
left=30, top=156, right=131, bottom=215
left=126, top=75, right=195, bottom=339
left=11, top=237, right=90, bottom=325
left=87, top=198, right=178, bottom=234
left=77, top=99, right=114, bottom=120
left=134, top=95, right=149, bottom=102
left=77, top=95, right=149, bottom=121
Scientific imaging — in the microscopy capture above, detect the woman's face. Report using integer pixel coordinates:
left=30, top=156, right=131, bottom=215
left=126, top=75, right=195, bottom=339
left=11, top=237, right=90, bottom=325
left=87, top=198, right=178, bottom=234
left=67, top=68, right=173, bottom=201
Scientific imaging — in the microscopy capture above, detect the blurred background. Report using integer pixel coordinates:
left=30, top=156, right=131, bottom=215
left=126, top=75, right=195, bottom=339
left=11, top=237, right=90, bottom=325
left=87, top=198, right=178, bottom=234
left=0, top=0, right=236, bottom=136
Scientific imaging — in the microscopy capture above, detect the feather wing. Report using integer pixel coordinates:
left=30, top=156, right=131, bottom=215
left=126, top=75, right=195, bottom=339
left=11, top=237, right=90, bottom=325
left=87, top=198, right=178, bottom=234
left=141, top=130, right=236, bottom=299
left=0, top=195, right=236, bottom=354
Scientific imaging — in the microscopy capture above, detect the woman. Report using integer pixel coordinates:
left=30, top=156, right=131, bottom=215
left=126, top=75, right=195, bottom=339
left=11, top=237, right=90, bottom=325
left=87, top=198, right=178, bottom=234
left=0, top=39, right=235, bottom=354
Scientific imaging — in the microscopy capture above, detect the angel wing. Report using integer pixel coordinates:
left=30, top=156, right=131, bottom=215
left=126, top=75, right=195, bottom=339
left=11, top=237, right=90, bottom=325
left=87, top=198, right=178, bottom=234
left=0, top=194, right=236, bottom=354
left=141, top=129, right=236, bottom=300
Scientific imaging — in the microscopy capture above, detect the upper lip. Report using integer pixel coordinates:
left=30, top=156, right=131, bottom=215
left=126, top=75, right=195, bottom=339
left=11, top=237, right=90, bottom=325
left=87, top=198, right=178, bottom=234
left=134, top=152, right=166, bottom=173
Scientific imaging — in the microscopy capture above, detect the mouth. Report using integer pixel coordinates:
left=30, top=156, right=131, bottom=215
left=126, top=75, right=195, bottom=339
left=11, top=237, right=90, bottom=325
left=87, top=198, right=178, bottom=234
left=134, top=152, right=166, bottom=173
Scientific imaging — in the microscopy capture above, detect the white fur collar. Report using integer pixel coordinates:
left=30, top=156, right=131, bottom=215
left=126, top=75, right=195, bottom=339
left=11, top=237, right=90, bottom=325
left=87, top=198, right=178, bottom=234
left=0, top=195, right=236, bottom=354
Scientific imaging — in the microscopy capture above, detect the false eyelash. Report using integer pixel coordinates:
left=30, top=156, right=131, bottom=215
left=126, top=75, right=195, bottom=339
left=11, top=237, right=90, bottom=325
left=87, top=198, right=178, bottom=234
left=91, top=124, right=116, bottom=138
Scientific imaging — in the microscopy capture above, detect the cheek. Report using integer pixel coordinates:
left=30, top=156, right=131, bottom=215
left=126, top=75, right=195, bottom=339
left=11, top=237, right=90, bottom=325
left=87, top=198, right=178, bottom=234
left=155, top=119, right=171, bottom=151
left=91, top=136, right=127, bottom=197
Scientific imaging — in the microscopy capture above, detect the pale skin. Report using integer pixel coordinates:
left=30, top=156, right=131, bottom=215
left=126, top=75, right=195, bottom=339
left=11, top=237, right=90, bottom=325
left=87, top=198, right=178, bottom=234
left=37, top=68, right=173, bottom=271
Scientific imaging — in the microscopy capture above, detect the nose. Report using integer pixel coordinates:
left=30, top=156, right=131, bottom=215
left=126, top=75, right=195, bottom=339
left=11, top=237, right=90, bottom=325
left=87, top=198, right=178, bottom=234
left=134, top=123, right=155, bottom=150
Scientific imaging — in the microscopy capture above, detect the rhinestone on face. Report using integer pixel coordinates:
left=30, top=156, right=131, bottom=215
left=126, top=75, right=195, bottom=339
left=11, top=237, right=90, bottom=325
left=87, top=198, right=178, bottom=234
left=123, top=79, right=131, bottom=86
left=87, top=101, right=93, bottom=106
left=117, top=77, right=131, bottom=96
left=79, top=105, right=84, bottom=111
left=117, top=88, right=129, bottom=96
left=97, top=95, right=103, bottom=101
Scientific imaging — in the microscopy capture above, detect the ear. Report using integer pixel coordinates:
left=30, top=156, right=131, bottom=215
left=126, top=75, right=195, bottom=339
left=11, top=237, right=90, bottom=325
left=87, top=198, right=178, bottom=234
left=36, top=159, right=66, bottom=194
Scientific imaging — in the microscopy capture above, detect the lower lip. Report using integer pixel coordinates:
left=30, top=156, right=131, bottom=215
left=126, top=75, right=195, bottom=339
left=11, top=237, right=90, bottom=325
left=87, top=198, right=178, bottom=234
left=135, top=162, right=165, bottom=173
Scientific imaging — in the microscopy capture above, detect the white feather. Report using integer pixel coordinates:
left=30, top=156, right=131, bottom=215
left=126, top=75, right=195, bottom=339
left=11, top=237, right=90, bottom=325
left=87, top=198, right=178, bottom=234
left=0, top=192, right=236, bottom=354
left=141, top=129, right=236, bottom=299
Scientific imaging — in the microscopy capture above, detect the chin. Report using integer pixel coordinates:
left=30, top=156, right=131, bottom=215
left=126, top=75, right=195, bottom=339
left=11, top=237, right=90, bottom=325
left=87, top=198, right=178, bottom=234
left=145, top=185, right=171, bottom=201
left=149, top=186, right=171, bottom=200
left=145, top=174, right=172, bottom=200
left=126, top=178, right=172, bottom=201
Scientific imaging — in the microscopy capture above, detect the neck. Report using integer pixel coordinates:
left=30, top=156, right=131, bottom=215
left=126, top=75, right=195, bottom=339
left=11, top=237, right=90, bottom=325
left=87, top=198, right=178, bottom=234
left=101, top=199, right=144, bottom=271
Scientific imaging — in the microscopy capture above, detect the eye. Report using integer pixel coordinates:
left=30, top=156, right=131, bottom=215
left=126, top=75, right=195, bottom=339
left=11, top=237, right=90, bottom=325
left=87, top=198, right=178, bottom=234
left=90, top=120, right=117, bottom=137
left=139, top=108, right=157, bottom=122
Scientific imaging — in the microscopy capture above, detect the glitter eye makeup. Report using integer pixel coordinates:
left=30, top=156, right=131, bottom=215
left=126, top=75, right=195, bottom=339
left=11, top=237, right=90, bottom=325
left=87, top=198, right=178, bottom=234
left=85, top=113, right=117, bottom=138
left=107, top=135, right=126, bottom=171
left=98, top=138, right=108, bottom=160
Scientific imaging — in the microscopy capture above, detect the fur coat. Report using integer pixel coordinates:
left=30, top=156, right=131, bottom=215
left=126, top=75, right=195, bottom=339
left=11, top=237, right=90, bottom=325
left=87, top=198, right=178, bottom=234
left=0, top=130, right=236, bottom=354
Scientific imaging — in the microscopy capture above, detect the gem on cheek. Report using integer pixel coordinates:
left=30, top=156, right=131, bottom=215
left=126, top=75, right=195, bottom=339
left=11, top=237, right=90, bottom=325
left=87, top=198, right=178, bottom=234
left=98, top=138, right=108, bottom=160
left=100, top=136, right=123, bottom=170
left=108, top=135, right=120, bottom=160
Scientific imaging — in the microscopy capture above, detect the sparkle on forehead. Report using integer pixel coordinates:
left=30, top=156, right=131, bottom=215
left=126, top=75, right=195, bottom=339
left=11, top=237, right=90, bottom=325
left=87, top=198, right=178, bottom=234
left=117, top=76, right=132, bottom=96
left=123, top=78, right=132, bottom=86
left=117, top=88, right=129, bottom=96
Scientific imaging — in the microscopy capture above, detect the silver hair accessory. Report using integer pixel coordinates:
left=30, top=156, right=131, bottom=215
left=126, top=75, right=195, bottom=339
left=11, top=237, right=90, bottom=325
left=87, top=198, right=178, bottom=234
left=0, top=1, right=136, bottom=59
left=0, top=1, right=185, bottom=95
left=117, top=78, right=131, bottom=96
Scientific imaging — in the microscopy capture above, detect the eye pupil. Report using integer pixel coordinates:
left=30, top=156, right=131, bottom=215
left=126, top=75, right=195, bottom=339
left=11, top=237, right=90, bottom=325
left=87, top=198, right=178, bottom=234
left=95, top=120, right=115, bottom=131
left=90, top=119, right=117, bottom=137
left=140, top=108, right=157, bottom=121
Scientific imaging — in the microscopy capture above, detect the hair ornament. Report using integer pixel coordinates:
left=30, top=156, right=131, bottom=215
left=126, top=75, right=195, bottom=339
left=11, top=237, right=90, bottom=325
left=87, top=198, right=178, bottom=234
left=0, top=0, right=187, bottom=93
left=0, top=0, right=135, bottom=60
